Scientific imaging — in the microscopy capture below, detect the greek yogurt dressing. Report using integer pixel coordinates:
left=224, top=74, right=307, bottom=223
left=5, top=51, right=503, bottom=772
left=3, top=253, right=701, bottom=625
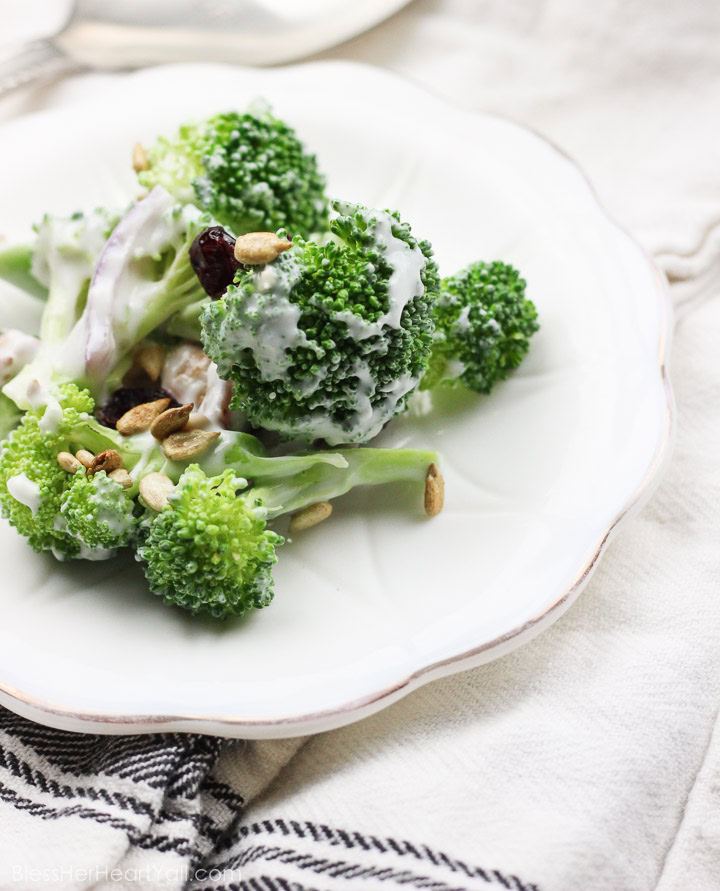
left=26, top=379, right=63, bottom=434
left=6, top=473, right=41, bottom=515
left=235, top=208, right=428, bottom=443
left=219, top=258, right=320, bottom=381
left=128, top=431, right=163, bottom=482
left=87, top=472, right=135, bottom=539
left=0, top=330, right=40, bottom=386
left=331, top=209, right=426, bottom=341
left=297, top=370, right=418, bottom=445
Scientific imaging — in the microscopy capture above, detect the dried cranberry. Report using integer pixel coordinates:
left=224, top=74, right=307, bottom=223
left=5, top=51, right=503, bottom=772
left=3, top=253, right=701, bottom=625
left=96, top=387, right=179, bottom=429
left=189, top=226, right=241, bottom=298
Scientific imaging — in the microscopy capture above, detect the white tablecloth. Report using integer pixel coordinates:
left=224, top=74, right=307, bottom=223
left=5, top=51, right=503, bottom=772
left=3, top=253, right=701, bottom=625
left=1, top=1, right=719, bottom=889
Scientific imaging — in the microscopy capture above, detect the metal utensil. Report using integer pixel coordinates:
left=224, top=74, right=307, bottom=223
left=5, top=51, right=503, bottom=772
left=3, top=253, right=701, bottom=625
left=0, top=0, right=413, bottom=99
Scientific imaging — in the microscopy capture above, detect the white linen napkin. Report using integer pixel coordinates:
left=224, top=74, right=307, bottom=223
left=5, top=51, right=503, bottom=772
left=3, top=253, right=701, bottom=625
left=0, top=1, right=719, bottom=889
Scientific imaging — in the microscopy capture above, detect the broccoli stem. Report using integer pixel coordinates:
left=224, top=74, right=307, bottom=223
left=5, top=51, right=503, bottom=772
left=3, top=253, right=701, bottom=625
left=65, top=415, right=435, bottom=514
left=254, top=446, right=438, bottom=517
left=64, top=421, right=353, bottom=498
left=132, top=252, right=204, bottom=348
left=0, top=245, right=48, bottom=300
left=165, top=298, right=206, bottom=342
left=2, top=265, right=80, bottom=407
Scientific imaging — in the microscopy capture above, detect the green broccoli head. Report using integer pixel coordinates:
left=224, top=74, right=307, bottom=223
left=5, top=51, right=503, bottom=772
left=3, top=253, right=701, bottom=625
left=57, top=469, right=136, bottom=559
left=201, top=201, right=440, bottom=445
left=0, top=382, right=94, bottom=555
left=422, top=260, right=538, bottom=394
left=137, top=465, right=282, bottom=619
left=139, top=106, right=328, bottom=238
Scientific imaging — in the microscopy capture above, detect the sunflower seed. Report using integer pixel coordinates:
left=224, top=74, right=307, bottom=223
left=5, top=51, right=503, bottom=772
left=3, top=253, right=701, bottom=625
left=424, top=462, right=444, bottom=517
left=75, top=449, right=95, bottom=468
left=150, top=403, right=193, bottom=440
left=116, top=398, right=171, bottom=436
left=139, top=472, right=174, bottom=511
left=57, top=451, right=82, bottom=474
left=108, top=468, right=133, bottom=489
left=88, top=449, right=123, bottom=476
left=161, top=429, right=220, bottom=461
left=135, top=343, right=165, bottom=381
left=233, top=232, right=292, bottom=265
left=289, top=501, right=333, bottom=533
left=132, top=142, right=149, bottom=173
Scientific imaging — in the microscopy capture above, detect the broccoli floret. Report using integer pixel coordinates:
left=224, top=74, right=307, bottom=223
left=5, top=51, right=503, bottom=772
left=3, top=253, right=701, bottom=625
left=201, top=201, right=439, bottom=445
left=0, top=382, right=94, bottom=555
left=56, top=469, right=136, bottom=559
left=139, top=106, right=328, bottom=238
left=137, top=443, right=437, bottom=619
left=422, top=261, right=538, bottom=393
left=0, top=381, right=154, bottom=559
left=137, top=466, right=281, bottom=618
left=0, top=208, right=118, bottom=302
left=4, top=189, right=215, bottom=409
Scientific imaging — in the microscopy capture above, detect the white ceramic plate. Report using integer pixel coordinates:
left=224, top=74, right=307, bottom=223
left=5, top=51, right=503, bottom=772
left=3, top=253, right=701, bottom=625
left=0, top=62, right=672, bottom=738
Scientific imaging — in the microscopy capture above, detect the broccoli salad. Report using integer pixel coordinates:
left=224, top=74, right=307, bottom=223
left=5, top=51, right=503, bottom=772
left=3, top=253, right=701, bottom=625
left=0, top=105, right=538, bottom=621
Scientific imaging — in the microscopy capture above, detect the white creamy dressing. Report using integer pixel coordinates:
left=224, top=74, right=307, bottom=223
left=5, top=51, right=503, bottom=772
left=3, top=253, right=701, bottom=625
left=220, top=258, right=320, bottom=382
left=295, top=369, right=418, bottom=445
left=39, top=396, right=63, bottom=434
left=26, top=379, right=63, bottom=433
left=51, top=528, right=116, bottom=562
left=196, top=430, right=241, bottom=476
left=7, top=473, right=41, bottom=515
left=89, top=473, right=135, bottom=538
left=54, top=488, right=128, bottom=560
left=221, top=207, right=428, bottom=444
left=75, top=543, right=117, bottom=561
left=249, top=181, right=273, bottom=202
left=300, top=210, right=427, bottom=444
left=127, top=431, right=161, bottom=482
left=0, top=330, right=40, bottom=386
left=331, top=209, right=426, bottom=341
left=444, top=358, right=467, bottom=380
left=196, top=362, right=232, bottom=429
left=453, top=305, right=472, bottom=333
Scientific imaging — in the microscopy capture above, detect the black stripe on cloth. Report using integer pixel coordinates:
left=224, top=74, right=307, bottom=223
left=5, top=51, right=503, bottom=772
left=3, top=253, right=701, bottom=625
left=239, top=821, right=536, bottom=889
left=194, top=877, right=324, bottom=891
left=202, top=821, right=539, bottom=891
left=0, top=710, right=225, bottom=794
left=208, top=845, right=486, bottom=891
left=0, top=733, right=240, bottom=846
left=0, top=710, right=538, bottom=891
left=0, top=781, right=198, bottom=856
